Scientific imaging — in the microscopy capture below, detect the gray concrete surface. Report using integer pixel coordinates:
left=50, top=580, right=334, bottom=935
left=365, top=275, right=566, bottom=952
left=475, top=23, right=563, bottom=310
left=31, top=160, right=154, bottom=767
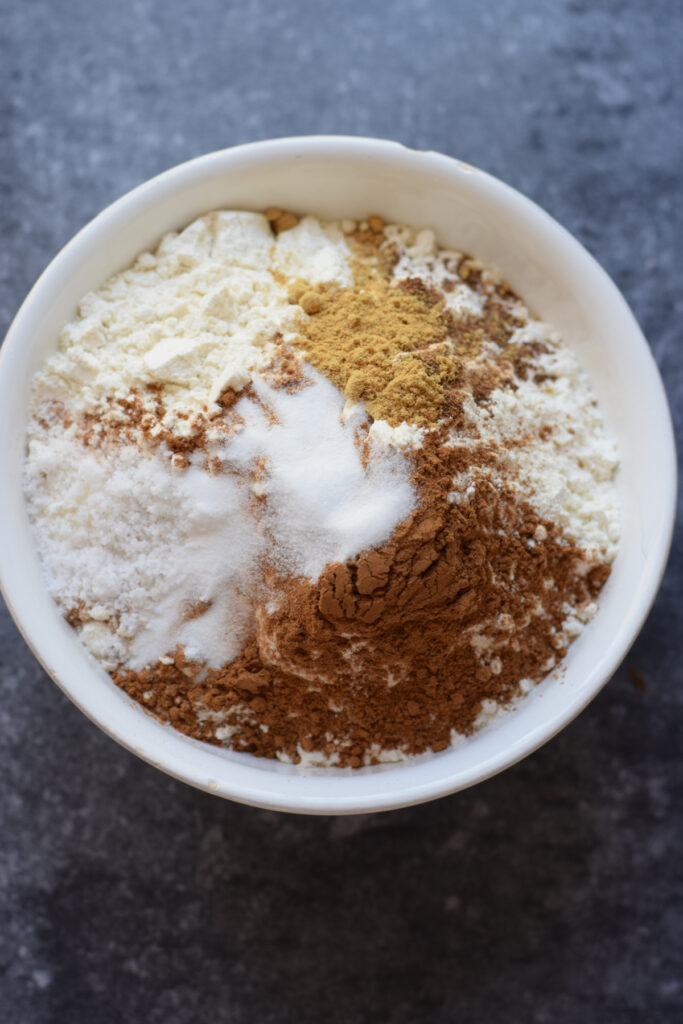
left=1, top=1, right=681, bottom=1021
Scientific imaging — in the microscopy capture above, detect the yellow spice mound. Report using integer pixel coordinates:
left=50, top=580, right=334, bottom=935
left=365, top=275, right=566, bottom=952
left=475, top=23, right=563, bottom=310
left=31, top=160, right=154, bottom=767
left=289, top=274, right=460, bottom=427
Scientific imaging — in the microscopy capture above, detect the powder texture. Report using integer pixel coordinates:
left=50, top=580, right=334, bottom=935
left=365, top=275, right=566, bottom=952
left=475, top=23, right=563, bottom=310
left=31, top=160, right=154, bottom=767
left=114, top=429, right=607, bottom=766
left=24, top=438, right=262, bottom=670
left=31, top=211, right=353, bottom=427
left=25, top=366, right=414, bottom=671
left=458, top=341, right=620, bottom=559
left=287, top=225, right=528, bottom=430
left=290, top=277, right=450, bottom=426
left=24, top=210, right=621, bottom=769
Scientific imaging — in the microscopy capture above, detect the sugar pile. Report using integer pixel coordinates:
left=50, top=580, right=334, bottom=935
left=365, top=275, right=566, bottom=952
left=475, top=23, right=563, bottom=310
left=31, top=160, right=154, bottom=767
left=229, top=371, right=415, bottom=579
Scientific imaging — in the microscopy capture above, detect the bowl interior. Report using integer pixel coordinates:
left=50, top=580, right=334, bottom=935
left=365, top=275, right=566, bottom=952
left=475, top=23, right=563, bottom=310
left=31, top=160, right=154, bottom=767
left=0, top=137, right=675, bottom=813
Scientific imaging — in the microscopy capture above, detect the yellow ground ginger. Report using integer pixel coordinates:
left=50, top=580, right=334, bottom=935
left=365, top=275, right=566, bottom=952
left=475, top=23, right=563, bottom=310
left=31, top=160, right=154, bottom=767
left=290, top=274, right=455, bottom=427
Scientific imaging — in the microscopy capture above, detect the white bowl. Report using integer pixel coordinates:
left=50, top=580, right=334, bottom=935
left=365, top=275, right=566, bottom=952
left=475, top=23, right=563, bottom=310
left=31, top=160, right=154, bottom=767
left=0, top=137, right=676, bottom=814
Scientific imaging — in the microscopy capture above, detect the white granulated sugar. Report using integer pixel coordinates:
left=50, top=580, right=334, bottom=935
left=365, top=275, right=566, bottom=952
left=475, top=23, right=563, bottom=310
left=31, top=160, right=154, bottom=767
left=25, top=369, right=415, bottom=671
left=30, top=211, right=352, bottom=424
left=460, top=345, right=620, bottom=560
left=227, top=369, right=416, bottom=579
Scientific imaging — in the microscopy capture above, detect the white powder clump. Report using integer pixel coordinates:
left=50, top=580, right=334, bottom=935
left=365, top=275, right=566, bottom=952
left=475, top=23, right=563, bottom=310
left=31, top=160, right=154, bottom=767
left=31, top=211, right=354, bottom=425
left=25, top=368, right=415, bottom=671
left=383, top=223, right=485, bottom=318
left=368, top=419, right=426, bottom=450
left=271, top=216, right=354, bottom=287
left=24, top=437, right=263, bottom=671
left=228, top=370, right=415, bottom=579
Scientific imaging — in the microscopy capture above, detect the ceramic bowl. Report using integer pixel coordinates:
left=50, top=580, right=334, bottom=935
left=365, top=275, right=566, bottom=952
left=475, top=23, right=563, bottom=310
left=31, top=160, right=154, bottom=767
left=0, top=137, right=676, bottom=813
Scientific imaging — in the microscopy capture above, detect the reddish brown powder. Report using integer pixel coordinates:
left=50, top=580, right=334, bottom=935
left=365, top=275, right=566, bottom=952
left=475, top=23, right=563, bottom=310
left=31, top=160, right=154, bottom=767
left=70, top=387, right=229, bottom=463
left=60, top=338, right=310, bottom=470
left=113, top=429, right=608, bottom=767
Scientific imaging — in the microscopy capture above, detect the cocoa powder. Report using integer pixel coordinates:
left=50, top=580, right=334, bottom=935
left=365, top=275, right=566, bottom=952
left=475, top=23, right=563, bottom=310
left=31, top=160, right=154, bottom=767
left=114, top=428, right=608, bottom=767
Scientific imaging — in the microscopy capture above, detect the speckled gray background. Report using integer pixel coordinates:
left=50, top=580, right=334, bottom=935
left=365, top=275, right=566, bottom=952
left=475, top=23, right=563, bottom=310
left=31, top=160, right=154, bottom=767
left=1, top=1, right=681, bottom=1021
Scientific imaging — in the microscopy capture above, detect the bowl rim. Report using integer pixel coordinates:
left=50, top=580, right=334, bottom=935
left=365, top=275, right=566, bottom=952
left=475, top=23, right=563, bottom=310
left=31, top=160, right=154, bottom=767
left=0, top=135, right=677, bottom=814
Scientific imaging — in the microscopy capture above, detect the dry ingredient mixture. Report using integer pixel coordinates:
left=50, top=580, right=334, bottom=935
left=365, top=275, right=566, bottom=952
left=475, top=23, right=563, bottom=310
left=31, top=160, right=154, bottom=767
left=25, top=210, right=620, bottom=767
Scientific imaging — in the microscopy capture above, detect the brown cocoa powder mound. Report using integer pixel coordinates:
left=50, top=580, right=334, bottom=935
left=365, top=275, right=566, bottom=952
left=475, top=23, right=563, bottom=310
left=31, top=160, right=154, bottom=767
left=113, top=431, right=610, bottom=767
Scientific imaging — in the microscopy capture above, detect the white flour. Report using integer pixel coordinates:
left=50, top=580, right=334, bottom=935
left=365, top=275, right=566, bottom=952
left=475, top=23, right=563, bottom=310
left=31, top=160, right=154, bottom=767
left=31, top=212, right=353, bottom=424
left=447, top=335, right=620, bottom=560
